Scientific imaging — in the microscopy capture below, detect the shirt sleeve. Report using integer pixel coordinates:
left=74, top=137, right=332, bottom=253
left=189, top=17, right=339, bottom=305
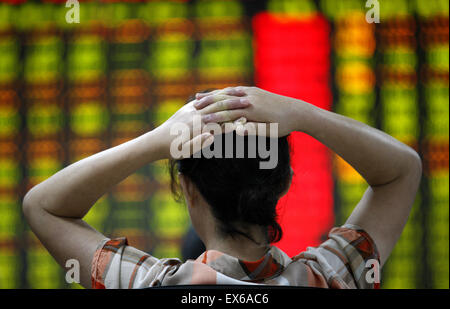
left=91, top=237, right=182, bottom=289
left=293, top=224, right=381, bottom=289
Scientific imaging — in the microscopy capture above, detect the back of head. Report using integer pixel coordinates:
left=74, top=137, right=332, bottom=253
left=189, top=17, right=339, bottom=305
left=169, top=92, right=292, bottom=244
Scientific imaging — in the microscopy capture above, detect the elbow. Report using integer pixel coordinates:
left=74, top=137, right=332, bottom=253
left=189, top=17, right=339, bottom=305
left=22, top=189, right=34, bottom=220
left=22, top=186, right=44, bottom=220
left=402, top=147, right=423, bottom=184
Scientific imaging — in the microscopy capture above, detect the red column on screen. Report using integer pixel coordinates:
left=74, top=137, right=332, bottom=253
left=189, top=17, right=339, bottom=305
left=252, top=12, right=334, bottom=256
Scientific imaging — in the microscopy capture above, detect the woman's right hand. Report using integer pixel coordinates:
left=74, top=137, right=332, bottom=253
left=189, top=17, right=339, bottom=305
left=157, top=96, right=251, bottom=159
left=194, top=86, right=309, bottom=137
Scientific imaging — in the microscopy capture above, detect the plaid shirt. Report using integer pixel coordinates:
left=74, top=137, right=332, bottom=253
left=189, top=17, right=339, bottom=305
left=91, top=224, right=380, bottom=289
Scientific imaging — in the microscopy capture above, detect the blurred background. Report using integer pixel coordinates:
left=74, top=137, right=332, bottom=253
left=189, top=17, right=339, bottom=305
left=0, top=0, right=448, bottom=289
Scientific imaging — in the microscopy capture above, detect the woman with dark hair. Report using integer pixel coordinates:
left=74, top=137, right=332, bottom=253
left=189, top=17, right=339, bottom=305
left=22, top=86, right=422, bottom=289
left=174, top=89, right=293, bottom=262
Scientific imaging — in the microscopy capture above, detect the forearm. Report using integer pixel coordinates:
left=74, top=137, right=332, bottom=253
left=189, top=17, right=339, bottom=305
left=23, top=128, right=167, bottom=218
left=291, top=100, right=421, bottom=187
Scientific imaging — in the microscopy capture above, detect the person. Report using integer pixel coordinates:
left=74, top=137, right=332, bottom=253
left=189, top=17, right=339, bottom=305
left=181, top=225, right=205, bottom=261
left=22, top=86, right=422, bottom=289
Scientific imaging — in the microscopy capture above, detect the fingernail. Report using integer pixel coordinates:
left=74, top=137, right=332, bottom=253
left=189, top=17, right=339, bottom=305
left=240, top=98, right=250, bottom=105
left=235, top=117, right=246, bottom=124
left=205, top=132, right=214, bottom=139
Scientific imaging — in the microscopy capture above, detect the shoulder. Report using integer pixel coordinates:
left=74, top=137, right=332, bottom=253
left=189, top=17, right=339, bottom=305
left=91, top=237, right=184, bottom=288
left=288, top=224, right=380, bottom=289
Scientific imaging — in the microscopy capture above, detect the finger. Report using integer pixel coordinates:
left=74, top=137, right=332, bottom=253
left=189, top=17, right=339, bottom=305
left=235, top=122, right=254, bottom=136
left=234, top=116, right=247, bottom=125
left=180, top=132, right=214, bottom=158
left=220, top=117, right=247, bottom=134
left=195, top=89, right=222, bottom=100
left=195, top=87, right=234, bottom=99
left=194, top=94, right=236, bottom=110
left=193, top=94, right=224, bottom=109
left=235, top=122, right=275, bottom=137
left=202, top=109, right=246, bottom=124
left=199, top=97, right=251, bottom=114
left=195, top=87, right=247, bottom=100
left=201, top=133, right=215, bottom=149
left=223, top=87, right=247, bottom=97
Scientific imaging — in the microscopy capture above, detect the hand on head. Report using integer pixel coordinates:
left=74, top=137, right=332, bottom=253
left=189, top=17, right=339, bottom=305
left=193, top=86, right=299, bottom=137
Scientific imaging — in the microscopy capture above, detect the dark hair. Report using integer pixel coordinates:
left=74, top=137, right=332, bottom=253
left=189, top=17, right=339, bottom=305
left=168, top=92, right=292, bottom=244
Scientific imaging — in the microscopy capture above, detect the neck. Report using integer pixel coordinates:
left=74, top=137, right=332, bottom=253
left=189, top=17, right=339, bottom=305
left=191, top=202, right=271, bottom=261
left=203, top=228, right=271, bottom=261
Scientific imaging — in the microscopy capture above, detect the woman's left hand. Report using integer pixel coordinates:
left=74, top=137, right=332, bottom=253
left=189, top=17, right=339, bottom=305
left=194, top=86, right=307, bottom=137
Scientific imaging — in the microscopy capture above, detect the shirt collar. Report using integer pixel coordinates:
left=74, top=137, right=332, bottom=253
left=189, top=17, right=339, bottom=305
left=194, top=246, right=291, bottom=282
